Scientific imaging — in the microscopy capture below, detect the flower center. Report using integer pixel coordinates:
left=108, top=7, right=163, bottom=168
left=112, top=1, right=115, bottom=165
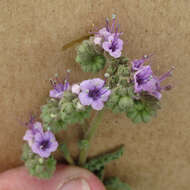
left=88, top=88, right=101, bottom=100
left=136, top=70, right=152, bottom=85
left=109, top=43, right=117, bottom=52
left=40, top=140, right=50, bottom=150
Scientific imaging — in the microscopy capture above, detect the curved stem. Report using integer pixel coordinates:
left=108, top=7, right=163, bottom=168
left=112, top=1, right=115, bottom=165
left=79, top=110, right=104, bottom=166
left=59, top=143, right=75, bottom=165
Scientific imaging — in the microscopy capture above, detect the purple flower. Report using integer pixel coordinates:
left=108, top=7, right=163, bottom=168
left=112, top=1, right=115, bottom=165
left=49, top=77, right=69, bottom=99
left=94, top=27, right=111, bottom=45
left=102, top=35, right=123, bottom=58
left=78, top=78, right=111, bottom=110
left=23, top=118, right=43, bottom=146
left=134, top=66, right=174, bottom=99
left=23, top=117, right=58, bottom=158
left=93, top=16, right=123, bottom=58
left=31, top=131, right=58, bottom=158
left=131, top=55, right=151, bottom=71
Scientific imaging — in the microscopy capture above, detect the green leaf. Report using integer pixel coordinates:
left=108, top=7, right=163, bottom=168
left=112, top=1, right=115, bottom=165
left=76, top=39, right=106, bottom=73
left=132, top=113, right=142, bottom=123
left=141, top=110, right=151, bottom=123
left=104, top=177, right=131, bottom=190
left=84, top=145, right=124, bottom=172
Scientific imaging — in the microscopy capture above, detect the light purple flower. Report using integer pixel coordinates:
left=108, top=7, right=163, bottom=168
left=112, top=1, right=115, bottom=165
left=94, top=27, right=112, bottom=45
left=131, top=55, right=151, bottom=71
left=134, top=66, right=174, bottom=99
left=102, top=35, right=123, bottom=58
left=23, top=117, right=43, bottom=146
left=31, top=131, right=58, bottom=158
left=23, top=117, right=58, bottom=158
left=49, top=77, right=69, bottom=99
left=93, top=16, right=123, bottom=58
left=78, top=78, right=111, bottom=110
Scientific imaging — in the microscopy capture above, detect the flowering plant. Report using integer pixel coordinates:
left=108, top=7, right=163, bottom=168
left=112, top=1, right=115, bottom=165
left=21, top=15, right=173, bottom=189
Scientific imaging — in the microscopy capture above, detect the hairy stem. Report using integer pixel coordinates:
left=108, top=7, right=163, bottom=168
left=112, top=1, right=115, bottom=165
left=59, top=143, right=75, bottom=165
left=79, top=110, right=104, bottom=166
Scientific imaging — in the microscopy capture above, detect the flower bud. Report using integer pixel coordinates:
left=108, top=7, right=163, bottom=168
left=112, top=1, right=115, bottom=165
left=117, top=65, right=129, bottom=76
left=61, top=102, right=74, bottom=113
left=72, top=84, right=80, bottom=94
left=119, top=96, right=134, bottom=109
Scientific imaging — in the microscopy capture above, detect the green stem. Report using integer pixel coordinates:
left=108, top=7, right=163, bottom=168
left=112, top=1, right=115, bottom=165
left=79, top=110, right=104, bottom=166
left=59, top=143, right=75, bottom=165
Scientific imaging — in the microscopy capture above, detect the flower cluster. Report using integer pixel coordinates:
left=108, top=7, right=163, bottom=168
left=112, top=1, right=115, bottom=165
left=22, top=15, right=173, bottom=184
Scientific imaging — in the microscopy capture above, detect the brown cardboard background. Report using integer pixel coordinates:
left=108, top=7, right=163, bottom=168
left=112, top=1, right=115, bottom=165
left=0, top=0, right=190, bottom=189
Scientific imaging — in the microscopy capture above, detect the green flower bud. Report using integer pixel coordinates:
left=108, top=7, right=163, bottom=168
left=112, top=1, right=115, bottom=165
left=106, top=64, right=117, bottom=75
left=116, top=86, right=128, bottom=96
left=119, top=96, right=134, bottom=110
left=117, top=65, right=129, bottom=76
left=61, top=102, right=74, bottom=113
left=107, top=93, right=120, bottom=106
left=62, top=91, right=75, bottom=101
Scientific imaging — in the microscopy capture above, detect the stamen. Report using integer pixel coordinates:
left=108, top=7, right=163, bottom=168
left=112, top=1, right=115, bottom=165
left=159, top=67, right=174, bottom=82
left=106, top=18, right=110, bottom=32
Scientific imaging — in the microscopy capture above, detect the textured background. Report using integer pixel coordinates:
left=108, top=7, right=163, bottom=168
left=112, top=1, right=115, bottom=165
left=0, top=0, right=190, bottom=189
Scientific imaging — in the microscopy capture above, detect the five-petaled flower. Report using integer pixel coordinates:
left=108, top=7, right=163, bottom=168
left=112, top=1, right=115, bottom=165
left=102, top=34, right=123, bottom=58
left=78, top=78, right=111, bottom=110
left=23, top=117, right=58, bottom=158
left=31, top=130, right=58, bottom=158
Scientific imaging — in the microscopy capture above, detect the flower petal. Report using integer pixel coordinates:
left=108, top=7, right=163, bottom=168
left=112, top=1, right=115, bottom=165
left=91, top=78, right=105, bottom=89
left=102, top=41, right=111, bottom=52
left=100, top=88, right=111, bottom=101
left=91, top=100, right=104, bottom=110
left=33, top=122, right=43, bottom=132
left=23, top=130, right=33, bottom=141
left=49, top=89, right=63, bottom=99
left=109, top=49, right=122, bottom=58
left=80, top=80, right=93, bottom=91
left=49, top=141, right=58, bottom=152
left=79, top=92, right=93, bottom=106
